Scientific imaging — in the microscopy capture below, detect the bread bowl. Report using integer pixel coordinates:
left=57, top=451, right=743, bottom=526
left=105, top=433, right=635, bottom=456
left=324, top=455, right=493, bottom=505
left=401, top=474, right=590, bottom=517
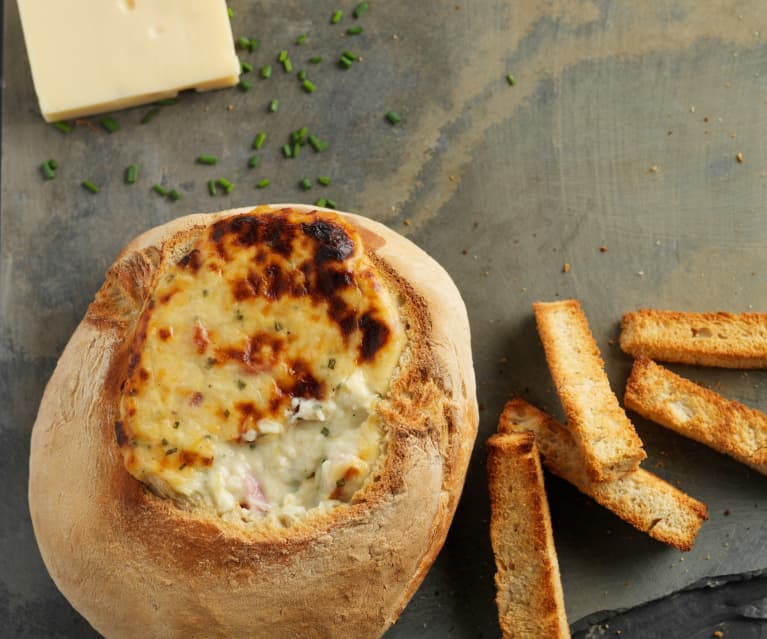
left=29, top=204, right=478, bottom=638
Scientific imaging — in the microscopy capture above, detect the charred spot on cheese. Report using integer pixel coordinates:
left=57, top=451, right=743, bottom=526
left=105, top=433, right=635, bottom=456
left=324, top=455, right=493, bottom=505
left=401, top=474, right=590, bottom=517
left=118, top=209, right=406, bottom=526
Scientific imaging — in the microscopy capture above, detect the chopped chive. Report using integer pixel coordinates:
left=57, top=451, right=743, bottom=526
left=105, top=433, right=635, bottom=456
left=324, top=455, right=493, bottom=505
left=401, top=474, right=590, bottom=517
left=302, top=79, right=316, bottom=93
left=53, top=121, right=72, bottom=134
left=153, top=184, right=168, bottom=196
left=292, top=142, right=301, bottom=158
left=315, top=197, right=328, bottom=207
left=309, top=56, right=323, bottom=64
left=257, top=178, right=270, bottom=188
left=140, top=107, right=160, bottom=124
left=298, top=127, right=309, bottom=142
left=321, top=426, right=330, bottom=437
left=347, top=26, right=363, bottom=35
left=506, top=73, right=516, bottom=86
left=197, top=155, right=218, bottom=165
left=282, top=144, right=293, bottom=158
left=354, top=2, right=369, bottom=18
left=165, top=447, right=178, bottom=456
left=339, top=56, right=353, bottom=70
left=268, top=99, right=279, bottom=113
left=126, top=163, right=138, bottom=184
left=331, top=10, right=343, bottom=23
left=336, top=478, right=345, bottom=487
left=342, top=50, right=357, bottom=62
left=300, top=177, right=313, bottom=190
left=261, top=65, right=272, bottom=79
left=298, top=69, right=307, bottom=81
left=296, top=34, right=307, bottom=45
left=238, top=79, right=253, bottom=91
left=100, top=116, right=119, bottom=133
left=208, top=179, right=217, bottom=196
left=278, top=50, right=288, bottom=63
left=168, top=189, right=181, bottom=201
left=253, top=132, right=266, bottom=149
left=247, top=38, right=258, bottom=52
left=82, top=180, right=100, bottom=194
left=308, top=135, right=328, bottom=152
left=41, top=162, right=55, bottom=180
left=318, top=175, right=331, bottom=186
left=227, top=6, right=234, bottom=18
left=248, top=154, right=261, bottom=168
left=386, top=111, right=401, bottom=125
left=155, top=98, right=178, bottom=106
left=217, top=178, right=234, bottom=193
left=326, top=199, right=337, bottom=209
left=328, top=357, right=336, bottom=369
left=282, top=57, right=293, bottom=73
left=236, top=36, right=251, bottom=49
left=240, top=61, right=253, bottom=73
left=274, top=321, right=283, bottom=332
left=47, top=159, right=58, bottom=170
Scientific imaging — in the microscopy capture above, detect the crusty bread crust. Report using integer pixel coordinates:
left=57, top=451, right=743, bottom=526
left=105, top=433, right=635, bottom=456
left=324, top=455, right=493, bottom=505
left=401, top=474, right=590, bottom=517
left=533, top=300, right=646, bottom=481
left=625, top=357, right=767, bottom=477
left=621, top=309, right=767, bottom=368
left=487, top=431, right=570, bottom=639
left=499, top=398, right=707, bottom=552
left=28, top=205, right=478, bottom=639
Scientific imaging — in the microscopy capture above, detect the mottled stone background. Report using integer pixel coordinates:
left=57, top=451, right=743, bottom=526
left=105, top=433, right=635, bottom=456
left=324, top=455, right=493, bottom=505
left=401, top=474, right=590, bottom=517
left=2, top=1, right=767, bottom=637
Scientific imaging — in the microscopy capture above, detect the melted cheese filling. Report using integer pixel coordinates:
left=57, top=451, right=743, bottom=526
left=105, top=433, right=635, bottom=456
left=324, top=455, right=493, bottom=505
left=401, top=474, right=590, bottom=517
left=118, top=209, right=405, bottom=525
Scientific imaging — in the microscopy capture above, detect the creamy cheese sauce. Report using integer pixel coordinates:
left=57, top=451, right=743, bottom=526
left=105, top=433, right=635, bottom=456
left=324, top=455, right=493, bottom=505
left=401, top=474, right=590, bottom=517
left=117, top=209, right=405, bottom=525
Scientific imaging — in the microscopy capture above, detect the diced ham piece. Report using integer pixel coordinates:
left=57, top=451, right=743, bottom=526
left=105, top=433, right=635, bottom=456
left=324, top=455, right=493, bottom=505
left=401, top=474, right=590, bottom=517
left=193, top=321, right=210, bottom=354
left=241, top=474, right=269, bottom=512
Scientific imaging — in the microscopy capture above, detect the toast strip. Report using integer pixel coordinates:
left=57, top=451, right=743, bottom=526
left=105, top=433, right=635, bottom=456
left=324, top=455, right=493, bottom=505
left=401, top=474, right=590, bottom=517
left=533, top=300, right=646, bottom=481
left=499, top=398, right=708, bottom=551
left=620, top=309, right=767, bottom=368
left=487, top=431, right=571, bottom=639
left=624, top=357, right=767, bottom=476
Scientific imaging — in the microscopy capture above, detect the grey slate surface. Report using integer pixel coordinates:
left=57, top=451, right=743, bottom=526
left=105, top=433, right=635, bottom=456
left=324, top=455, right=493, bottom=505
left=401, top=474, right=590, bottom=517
left=2, top=1, right=767, bottom=637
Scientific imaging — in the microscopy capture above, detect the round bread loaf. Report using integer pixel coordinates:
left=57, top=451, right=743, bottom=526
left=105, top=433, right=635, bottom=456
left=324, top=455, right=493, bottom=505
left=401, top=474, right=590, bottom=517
left=29, top=204, right=477, bottom=638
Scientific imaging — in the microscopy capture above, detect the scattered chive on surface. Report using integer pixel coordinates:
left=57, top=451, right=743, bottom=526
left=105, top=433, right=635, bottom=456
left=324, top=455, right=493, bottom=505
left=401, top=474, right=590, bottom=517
left=339, top=56, right=353, bottom=70
left=240, top=61, right=253, bottom=73
left=506, top=73, right=516, bottom=86
left=197, top=155, right=218, bottom=165
left=326, top=198, right=337, bottom=209
left=269, top=99, right=279, bottom=113
left=318, top=175, right=331, bottom=186
left=155, top=98, right=178, bottom=106
left=302, top=79, right=317, bottom=93
left=168, top=189, right=181, bottom=201
left=309, top=56, right=323, bottom=64
left=248, top=154, right=261, bottom=168
left=47, top=159, right=58, bottom=170
left=261, top=65, right=272, bottom=79
left=342, top=50, right=356, bottom=61
left=296, top=34, right=307, bottom=45
left=247, top=38, right=258, bottom=52
left=298, top=69, right=307, bottom=81
left=238, top=79, right=253, bottom=91
left=125, top=163, right=138, bottom=184
left=41, top=162, right=55, bottom=180
left=282, top=144, right=293, bottom=158
left=217, top=178, right=234, bottom=193
left=53, top=121, right=72, bottom=134
left=282, top=57, right=293, bottom=73
left=300, top=177, right=313, bottom=190
left=208, top=179, right=217, bottom=196
left=153, top=184, right=168, bottom=197
left=227, top=6, right=234, bottom=18
left=354, top=2, right=369, bottom=18
left=257, top=178, right=270, bottom=188
left=140, top=107, right=160, bottom=124
left=292, top=143, right=301, bottom=158
left=253, top=132, right=267, bottom=149
left=331, top=10, right=343, bottom=24
left=308, top=135, right=328, bottom=152
left=236, top=36, right=250, bottom=49
left=347, top=26, right=363, bottom=35
left=100, top=116, right=119, bottom=133
left=315, top=197, right=328, bottom=207
left=82, top=180, right=99, bottom=194
left=386, top=110, right=401, bottom=125
left=278, top=50, right=288, bottom=63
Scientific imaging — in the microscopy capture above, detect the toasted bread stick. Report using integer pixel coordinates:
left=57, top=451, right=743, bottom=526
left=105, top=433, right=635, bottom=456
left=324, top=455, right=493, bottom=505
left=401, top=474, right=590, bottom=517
left=621, top=309, right=767, bottom=368
left=487, top=431, right=571, bottom=639
left=624, top=357, right=767, bottom=476
left=533, top=300, right=646, bottom=481
left=499, top=398, right=708, bottom=551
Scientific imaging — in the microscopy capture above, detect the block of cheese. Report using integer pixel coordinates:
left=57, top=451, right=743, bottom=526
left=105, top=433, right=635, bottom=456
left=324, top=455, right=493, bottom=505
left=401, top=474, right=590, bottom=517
left=18, top=0, right=241, bottom=122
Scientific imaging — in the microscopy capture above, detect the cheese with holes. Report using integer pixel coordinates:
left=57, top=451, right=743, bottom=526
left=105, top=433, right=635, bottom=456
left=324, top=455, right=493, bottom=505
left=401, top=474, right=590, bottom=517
left=117, top=209, right=407, bottom=526
left=17, top=0, right=240, bottom=122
